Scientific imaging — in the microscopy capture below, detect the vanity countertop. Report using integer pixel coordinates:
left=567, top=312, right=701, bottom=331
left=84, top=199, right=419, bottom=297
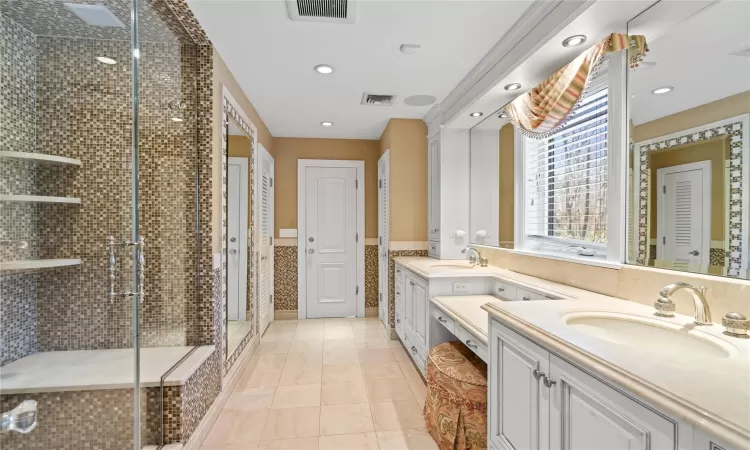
left=394, top=256, right=750, bottom=447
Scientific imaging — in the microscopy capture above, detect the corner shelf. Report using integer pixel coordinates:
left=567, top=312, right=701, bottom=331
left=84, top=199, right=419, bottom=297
left=0, top=151, right=82, bottom=166
left=1, top=259, right=82, bottom=271
left=0, top=195, right=81, bottom=204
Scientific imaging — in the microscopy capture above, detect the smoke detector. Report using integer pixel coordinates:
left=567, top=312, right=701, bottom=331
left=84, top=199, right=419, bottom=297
left=287, top=0, right=357, bottom=24
left=64, top=4, right=125, bottom=28
left=361, top=93, right=395, bottom=106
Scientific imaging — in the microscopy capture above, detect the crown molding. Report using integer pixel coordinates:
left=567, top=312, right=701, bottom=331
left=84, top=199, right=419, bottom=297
left=424, top=0, right=596, bottom=129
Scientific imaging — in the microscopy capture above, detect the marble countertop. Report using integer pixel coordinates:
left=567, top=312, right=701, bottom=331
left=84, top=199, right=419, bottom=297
left=394, top=256, right=750, bottom=448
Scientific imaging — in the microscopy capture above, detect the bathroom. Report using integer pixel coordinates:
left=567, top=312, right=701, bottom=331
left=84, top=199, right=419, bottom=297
left=1, top=0, right=749, bottom=449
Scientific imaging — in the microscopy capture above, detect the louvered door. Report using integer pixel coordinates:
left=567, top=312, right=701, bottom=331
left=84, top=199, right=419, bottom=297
left=657, top=160, right=710, bottom=270
left=259, top=145, right=274, bottom=335
left=378, top=152, right=389, bottom=328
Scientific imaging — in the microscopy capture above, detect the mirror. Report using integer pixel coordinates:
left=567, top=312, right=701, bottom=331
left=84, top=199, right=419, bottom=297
left=627, top=0, right=750, bottom=279
left=225, top=117, right=253, bottom=358
left=469, top=115, right=515, bottom=248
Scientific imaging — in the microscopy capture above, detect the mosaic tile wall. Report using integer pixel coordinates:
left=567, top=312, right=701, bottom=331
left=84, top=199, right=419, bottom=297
left=272, top=244, right=380, bottom=312
left=0, top=275, right=37, bottom=366
left=635, top=117, right=747, bottom=278
left=181, top=350, right=221, bottom=442
left=388, top=249, right=428, bottom=330
left=0, top=387, right=162, bottom=450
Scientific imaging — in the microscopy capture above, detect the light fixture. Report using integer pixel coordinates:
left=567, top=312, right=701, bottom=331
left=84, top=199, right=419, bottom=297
left=504, top=83, right=522, bottom=91
left=652, top=86, right=673, bottom=95
left=320, top=121, right=333, bottom=127
left=400, top=44, right=422, bottom=54
left=96, top=56, right=117, bottom=65
left=562, top=35, right=587, bottom=48
left=314, top=64, right=334, bottom=74
left=171, top=117, right=183, bottom=122
left=469, top=112, right=483, bottom=117
left=499, top=112, right=508, bottom=119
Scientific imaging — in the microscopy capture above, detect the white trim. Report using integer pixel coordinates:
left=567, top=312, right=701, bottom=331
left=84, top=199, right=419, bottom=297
left=389, top=241, right=429, bottom=251
left=511, top=249, right=624, bottom=270
left=656, top=160, right=711, bottom=266
left=297, top=159, right=366, bottom=319
left=275, top=238, right=297, bottom=246
left=256, top=143, right=275, bottom=329
left=378, top=150, right=390, bottom=328
left=228, top=156, right=249, bottom=321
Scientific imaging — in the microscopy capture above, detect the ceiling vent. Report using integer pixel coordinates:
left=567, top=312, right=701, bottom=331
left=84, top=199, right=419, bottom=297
left=361, top=93, right=395, bottom=106
left=286, top=0, right=357, bottom=24
left=64, top=4, right=125, bottom=28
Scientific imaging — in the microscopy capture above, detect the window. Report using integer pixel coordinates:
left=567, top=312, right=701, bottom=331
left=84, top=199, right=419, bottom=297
left=518, top=63, right=618, bottom=261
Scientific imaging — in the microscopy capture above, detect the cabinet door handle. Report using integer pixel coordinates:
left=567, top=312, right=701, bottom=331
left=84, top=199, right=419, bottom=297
left=497, top=287, right=505, bottom=292
left=543, top=376, right=557, bottom=388
left=465, top=340, right=477, bottom=349
left=397, top=319, right=400, bottom=324
left=437, top=316, right=447, bottom=323
left=532, top=369, right=544, bottom=380
left=522, top=296, right=531, bottom=301
left=411, top=346, right=418, bottom=354
left=410, top=281, right=415, bottom=286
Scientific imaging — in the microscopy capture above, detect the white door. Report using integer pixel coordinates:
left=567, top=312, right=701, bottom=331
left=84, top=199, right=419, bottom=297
left=227, top=157, right=248, bottom=321
left=378, top=151, right=390, bottom=328
left=657, top=161, right=711, bottom=270
left=258, top=145, right=274, bottom=335
left=305, top=166, right=358, bottom=318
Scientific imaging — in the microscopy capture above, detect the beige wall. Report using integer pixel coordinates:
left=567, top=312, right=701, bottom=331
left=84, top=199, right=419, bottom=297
left=271, top=138, right=380, bottom=238
left=213, top=48, right=274, bottom=253
left=379, top=119, right=428, bottom=242
left=648, top=137, right=728, bottom=241
left=633, top=91, right=750, bottom=142
left=499, top=124, right=515, bottom=245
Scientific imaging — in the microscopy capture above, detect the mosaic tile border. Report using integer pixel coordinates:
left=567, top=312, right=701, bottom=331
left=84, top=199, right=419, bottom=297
left=634, top=114, right=748, bottom=278
left=222, top=91, right=259, bottom=375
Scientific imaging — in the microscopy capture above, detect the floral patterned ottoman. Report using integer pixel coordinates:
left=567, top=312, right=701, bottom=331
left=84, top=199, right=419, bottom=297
left=423, top=341, right=488, bottom=450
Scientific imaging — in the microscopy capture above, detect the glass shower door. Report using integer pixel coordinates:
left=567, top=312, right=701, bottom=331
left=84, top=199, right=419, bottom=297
left=0, top=0, right=143, bottom=448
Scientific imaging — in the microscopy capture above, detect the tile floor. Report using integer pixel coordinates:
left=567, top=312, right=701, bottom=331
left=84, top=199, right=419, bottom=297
left=200, top=318, right=438, bottom=450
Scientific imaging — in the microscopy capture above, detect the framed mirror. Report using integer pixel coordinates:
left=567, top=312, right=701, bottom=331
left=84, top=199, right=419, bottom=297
left=225, top=115, right=253, bottom=360
left=626, top=0, right=749, bottom=279
left=469, top=114, right=515, bottom=249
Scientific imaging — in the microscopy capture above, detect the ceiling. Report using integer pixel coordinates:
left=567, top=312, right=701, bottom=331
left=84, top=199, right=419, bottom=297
left=187, top=0, right=535, bottom=139
left=629, top=0, right=750, bottom=125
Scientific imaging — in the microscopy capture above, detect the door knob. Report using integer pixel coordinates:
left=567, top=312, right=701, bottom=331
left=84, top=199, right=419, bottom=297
left=689, top=250, right=700, bottom=256
left=230, top=237, right=236, bottom=242
left=309, top=237, right=315, bottom=242
left=230, top=249, right=237, bottom=255
left=308, top=249, right=315, bottom=254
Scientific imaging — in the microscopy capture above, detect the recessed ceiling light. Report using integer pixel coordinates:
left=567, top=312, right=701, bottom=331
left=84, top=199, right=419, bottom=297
left=96, top=56, right=117, bottom=65
left=652, top=86, right=673, bottom=95
left=403, top=95, right=436, bottom=106
left=499, top=113, right=508, bottom=119
left=171, top=117, right=183, bottom=122
left=320, top=121, right=333, bottom=127
left=315, top=64, right=334, bottom=74
left=504, top=83, right=522, bottom=91
left=469, top=112, right=483, bottom=117
left=562, top=35, right=587, bottom=48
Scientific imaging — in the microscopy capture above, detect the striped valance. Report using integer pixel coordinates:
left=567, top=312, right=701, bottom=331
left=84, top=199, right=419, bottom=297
left=504, top=33, right=648, bottom=138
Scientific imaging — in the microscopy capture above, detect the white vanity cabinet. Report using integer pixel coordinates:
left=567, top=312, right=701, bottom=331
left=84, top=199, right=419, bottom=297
left=490, top=319, right=677, bottom=450
left=427, top=127, right=470, bottom=260
left=400, top=270, right=430, bottom=371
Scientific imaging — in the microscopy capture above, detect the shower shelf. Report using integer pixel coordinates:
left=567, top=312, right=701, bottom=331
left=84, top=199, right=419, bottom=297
left=0, top=195, right=81, bottom=204
left=1, top=259, right=82, bottom=271
left=0, top=151, right=82, bottom=166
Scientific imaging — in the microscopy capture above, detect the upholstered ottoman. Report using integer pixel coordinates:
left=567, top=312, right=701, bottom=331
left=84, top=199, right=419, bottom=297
left=423, top=341, right=488, bottom=450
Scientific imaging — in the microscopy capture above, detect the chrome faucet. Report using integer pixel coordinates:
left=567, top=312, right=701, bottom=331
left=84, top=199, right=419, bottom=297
left=462, top=247, right=488, bottom=267
left=654, top=282, right=712, bottom=325
left=1, top=400, right=37, bottom=434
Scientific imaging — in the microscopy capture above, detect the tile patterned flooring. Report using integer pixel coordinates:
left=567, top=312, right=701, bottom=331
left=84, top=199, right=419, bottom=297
left=200, top=318, right=438, bottom=450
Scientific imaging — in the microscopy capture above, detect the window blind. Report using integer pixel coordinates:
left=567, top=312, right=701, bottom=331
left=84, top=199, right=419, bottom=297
left=524, top=63, right=609, bottom=246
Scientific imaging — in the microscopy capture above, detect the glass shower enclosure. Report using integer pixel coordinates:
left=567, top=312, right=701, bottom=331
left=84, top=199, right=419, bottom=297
left=1, top=0, right=201, bottom=448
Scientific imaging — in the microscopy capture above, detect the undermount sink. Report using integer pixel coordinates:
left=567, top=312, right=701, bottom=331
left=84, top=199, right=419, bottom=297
left=561, top=311, right=736, bottom=359
left=430, top=263, right=474, bottom=270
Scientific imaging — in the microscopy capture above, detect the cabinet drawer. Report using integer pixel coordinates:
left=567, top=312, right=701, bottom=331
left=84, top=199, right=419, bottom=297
left=431, top=307, right=455, bottom=334
left=395, top=311, right=404, bottom=339
left=493, top=280, right=517, bottom=301
left=403, top=331, right=427, bottom=374
left=515, top=287, right=545, bottom=302
left=395, top=282, right=404, bottom=312
left=428, top=241, right=440, bottom=258
left=455, top=324, right=488, bottom=363
left=395, top=264, right=405, bottom=285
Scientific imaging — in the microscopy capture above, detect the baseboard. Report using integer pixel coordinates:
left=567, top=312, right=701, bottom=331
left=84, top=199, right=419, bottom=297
left=388, top=328, right=398, bottom=340
left=275, top=310, right=298, bottom=320
left=365, top=307, right=378, bottom=317
left=182, top=335, right=259, bottom=450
